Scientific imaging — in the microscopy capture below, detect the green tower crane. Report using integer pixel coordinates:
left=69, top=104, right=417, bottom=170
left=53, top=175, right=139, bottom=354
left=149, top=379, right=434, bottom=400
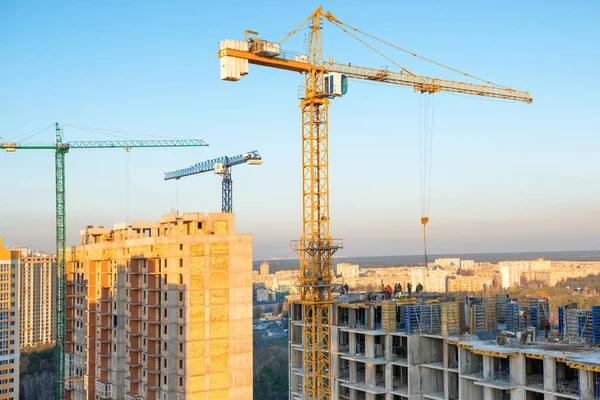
left=1, top=122, right=208, bottom=399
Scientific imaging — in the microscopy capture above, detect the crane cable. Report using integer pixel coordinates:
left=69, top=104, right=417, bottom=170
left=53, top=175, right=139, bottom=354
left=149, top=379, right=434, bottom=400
left=420, top=93, right=435, bottom=267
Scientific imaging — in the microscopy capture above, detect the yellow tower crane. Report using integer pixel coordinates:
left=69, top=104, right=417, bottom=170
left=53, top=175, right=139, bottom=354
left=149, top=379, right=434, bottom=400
left=219, top=7, right=532, bottom=399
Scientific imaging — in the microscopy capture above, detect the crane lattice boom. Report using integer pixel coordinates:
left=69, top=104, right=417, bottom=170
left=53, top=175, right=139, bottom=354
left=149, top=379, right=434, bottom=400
left=164, top=150, right=261, bottom=180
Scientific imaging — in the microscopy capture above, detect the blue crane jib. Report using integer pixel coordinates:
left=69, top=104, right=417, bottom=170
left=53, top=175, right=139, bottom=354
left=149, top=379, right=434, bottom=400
left=164, top=150, right=262, bottom=213
left=164, top=150, right=261, bottom=180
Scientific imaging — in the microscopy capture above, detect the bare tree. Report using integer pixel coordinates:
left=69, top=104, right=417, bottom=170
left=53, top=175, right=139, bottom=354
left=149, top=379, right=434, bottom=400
left=20, top=371, right=55, bottom=400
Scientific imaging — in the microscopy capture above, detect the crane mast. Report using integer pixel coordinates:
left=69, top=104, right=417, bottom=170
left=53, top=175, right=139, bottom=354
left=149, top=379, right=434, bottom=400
left=291, top=9, right=341, bottom=399
left=219, top=6, right=532, bottom=399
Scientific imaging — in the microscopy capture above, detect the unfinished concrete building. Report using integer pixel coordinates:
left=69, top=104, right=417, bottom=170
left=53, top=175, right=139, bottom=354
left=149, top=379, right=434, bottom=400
left=289, top=293, right=600, bottom=400
left=65, top=212, right=253, bottom=400
left=20, top=252, right=56, bottom=348
left=0, top=239, right=20, bottom=400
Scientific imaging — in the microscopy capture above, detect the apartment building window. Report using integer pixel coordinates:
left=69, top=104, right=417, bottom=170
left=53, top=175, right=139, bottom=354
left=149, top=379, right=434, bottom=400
left=164, top=376, right=167, bottom=385
left=179, top=377, right=183, bottom=387
left=179, top=343, right=183, bottom=352
left=164, top=359, right=167, bottom=368
left=164, top=326, right=167, bottom=334
left=179, top=326, right=183, bottom=335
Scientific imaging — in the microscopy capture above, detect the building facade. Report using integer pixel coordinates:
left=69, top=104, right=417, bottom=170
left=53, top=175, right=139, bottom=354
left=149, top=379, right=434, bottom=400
left=0, top=239, right=20, bottom=400
left=65, top=213, right=253, bottom=400
left=460, top=259, right=475, bottom=270
left=500, top=264, right=522, bottom=289
left=434, top=258, right=461, bottom=268
left=337, top=263, right=360, bottom=279
left=289, top=294, right=600, bottom=400
left=20, top=252, right=56, bottom=348
left=410, top=267, right=427, bottom=289
left=259, top=261, right=270, bottom=276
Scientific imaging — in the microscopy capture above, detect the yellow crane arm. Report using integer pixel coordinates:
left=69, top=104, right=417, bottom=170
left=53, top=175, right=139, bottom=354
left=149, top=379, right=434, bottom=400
left=218, top=47, right=533, bottom=103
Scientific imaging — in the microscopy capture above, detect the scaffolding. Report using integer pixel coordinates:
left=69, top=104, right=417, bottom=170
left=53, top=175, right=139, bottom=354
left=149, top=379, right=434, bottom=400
left=405, top=303, right=442, bottom=335
left=565, top=308, right=593, bottom=343
left=441, top=301, right=460, bottom=337
left=381, top=300, right=396, bottom=333
left=496, top=294, right=509, bottom=324
left=527, top=297, right=550, bottom=332
left=470, top=298, right=496, bottom=340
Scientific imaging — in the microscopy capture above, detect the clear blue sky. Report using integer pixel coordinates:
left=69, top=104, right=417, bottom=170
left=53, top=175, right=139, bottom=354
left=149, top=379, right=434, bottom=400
left=1, top=0, right=598, bottom=259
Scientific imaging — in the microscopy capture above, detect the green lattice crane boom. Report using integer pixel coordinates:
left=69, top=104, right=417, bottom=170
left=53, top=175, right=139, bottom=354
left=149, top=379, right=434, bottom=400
left=1, top=122, right=208, bottom=400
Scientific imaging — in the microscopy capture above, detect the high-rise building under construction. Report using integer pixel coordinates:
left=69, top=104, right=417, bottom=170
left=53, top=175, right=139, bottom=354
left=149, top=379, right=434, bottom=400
left=65, top=213, right=253, bottom=400
left=20, top=252, right=56, bottom=348
left=0, top=239, right=20, bottom=400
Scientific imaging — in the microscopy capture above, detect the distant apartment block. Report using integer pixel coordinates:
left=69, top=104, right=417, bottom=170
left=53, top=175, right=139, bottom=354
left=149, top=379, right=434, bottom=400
left=0, top=239, right=20, bottom=400
left=427, top=265, right=447, bottom=293
left=20, top=252, right=56, bottom=348
left=460, top=259, right=475, bottom=270
left=65, top=213, right=253, bottom=400
left=500, top=264, right=522, bottom=289
left=256, top=288, right=271, bottom=303
left=434, top=257, right=461, bottom=268
left=336, top=263, right=360, bottom=279
left=410, top=267, right=427, bottom=288
left=260, top=261, right=270, bottom=276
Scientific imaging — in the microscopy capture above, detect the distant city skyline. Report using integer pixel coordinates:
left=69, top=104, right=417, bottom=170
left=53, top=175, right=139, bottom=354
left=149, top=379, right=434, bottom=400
left=1, top=1, right=599, bottom=259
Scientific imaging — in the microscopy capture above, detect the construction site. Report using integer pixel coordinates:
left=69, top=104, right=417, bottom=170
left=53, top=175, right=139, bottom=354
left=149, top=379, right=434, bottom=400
left=1, top=3, right=598, bottom=400
left=288, top=293, right=600, bottom=400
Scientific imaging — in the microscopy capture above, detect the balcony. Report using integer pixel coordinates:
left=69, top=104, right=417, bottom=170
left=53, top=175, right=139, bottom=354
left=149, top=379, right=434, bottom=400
left=96, top=381, right=113, bottom=399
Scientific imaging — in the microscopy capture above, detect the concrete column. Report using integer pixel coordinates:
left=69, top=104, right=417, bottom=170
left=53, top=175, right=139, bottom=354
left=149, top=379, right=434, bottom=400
left=510, top=354, right=525, bottom=385
left=483, top=387, right=494, bottom=399
left=331, top=327, right=339, bottom=353
left=458, top=347, right=466, bottom=374
left=350, top=360, right=357, bottom=383
left=365, top=363, right=375, bottom=386
left=510, top=387, right=526, bottom=400
left=366, top=335, right=375, bottom=359
left=350, top=309, right=356, bottom=328
left=331, top=352, right=339, bottom=393
left=443, top=341, right=449, bottom=368
left=543, top=356, right=556, bottom=392
left=408, top=365, right=421, bottom=395
left=349, top=332, right=357, bottom=355
left=369, top=306, right=375, bottom=330
left=385, top=363, right=393, bottom=391
left=579, top=369, right=594, bottom=400
left=115, top=263, right=126, bottom=399
left=443, top=371, right=449, bottom=400
left=167, top=280, right=178, bottom=399
left=385, top=335, right=393, bottom=362
left=483, top=355, right=492, bottom=380
left=365, top=393, right=375, bottom=400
